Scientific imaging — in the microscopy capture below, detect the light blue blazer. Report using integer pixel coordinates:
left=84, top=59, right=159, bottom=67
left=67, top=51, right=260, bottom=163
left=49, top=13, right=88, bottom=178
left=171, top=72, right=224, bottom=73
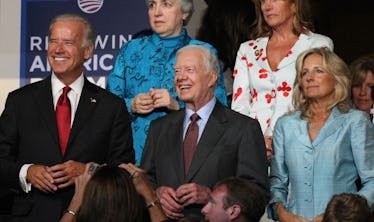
left=269, top=107, right=374, bottom=220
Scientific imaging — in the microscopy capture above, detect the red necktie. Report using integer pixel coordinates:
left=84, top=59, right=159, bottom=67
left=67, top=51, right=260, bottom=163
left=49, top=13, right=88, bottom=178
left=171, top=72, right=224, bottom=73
left=56, top=86, right=71, bottom=156
left=184, top=113, right=200, bottom=174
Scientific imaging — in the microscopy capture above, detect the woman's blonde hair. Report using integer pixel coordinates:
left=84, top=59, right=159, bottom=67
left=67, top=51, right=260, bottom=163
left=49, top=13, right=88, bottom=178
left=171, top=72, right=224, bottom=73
left=293, top=48, right=352, bottom=119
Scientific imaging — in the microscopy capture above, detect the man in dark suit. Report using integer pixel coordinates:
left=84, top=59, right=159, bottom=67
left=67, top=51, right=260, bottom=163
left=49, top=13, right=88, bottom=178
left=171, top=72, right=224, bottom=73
left=141, top=45, right=269, bottom=220
left=0, top=14, right=134, bottom=221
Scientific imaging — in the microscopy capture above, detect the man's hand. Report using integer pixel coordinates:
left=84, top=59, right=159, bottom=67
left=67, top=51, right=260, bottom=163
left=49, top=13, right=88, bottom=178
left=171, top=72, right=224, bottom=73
left=150, top=88, right=179, bottom=110
left=265, top=136, right=273, bottom=161
left=131, top=93, right=154, bottom=114
left=156, top=186, right=184, bottom=219
left=26, top=165, right=57, bottom=193
left=49, top=160, right=85, bottom=189
left=175, top=183, right=211, bottom=207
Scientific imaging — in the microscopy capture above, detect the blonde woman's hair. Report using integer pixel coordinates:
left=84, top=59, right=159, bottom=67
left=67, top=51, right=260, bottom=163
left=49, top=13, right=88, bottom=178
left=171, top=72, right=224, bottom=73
left=293, top=48, right=352, bottom=119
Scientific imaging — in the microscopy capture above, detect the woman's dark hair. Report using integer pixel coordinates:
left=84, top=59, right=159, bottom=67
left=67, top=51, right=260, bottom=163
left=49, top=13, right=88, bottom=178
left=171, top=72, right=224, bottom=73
left=196, top=0, right=256, bottom=71
left=322, top=193, right=373, bottom=222
left=77, top=166, right=143, bottom=222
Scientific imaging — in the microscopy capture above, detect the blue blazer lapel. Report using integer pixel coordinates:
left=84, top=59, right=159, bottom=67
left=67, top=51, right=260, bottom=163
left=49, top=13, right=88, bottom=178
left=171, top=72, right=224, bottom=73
left=34, top=77, right=60, bottom=150
left=185, top=102, right=226, bottom=182
left=313, top=108, right=344, bottom=147
left=67, top=78, right=97, bottom=149
left=294, top=117, right=313, bottom=148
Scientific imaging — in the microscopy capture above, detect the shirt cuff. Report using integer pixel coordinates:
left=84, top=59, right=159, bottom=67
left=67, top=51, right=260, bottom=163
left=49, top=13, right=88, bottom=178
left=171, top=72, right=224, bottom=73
left=19, top=164, right=33, bottom=193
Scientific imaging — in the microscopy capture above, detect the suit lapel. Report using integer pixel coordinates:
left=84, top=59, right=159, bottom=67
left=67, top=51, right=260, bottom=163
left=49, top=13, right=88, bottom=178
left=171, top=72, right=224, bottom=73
left=34, top=77, right=60, bottom=148
left=184, top=102, right=226, bottom=182
left=294, top=115, right=313, bottom=148
left=312, top=108, right=343, bottom=147
left=67, top=79, right=98, bottom=150
left=170, top=111, right=186, bottom=184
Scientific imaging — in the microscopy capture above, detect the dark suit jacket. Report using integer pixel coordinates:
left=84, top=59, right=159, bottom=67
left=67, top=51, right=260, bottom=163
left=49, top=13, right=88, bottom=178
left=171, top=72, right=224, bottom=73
left=0, top=76, right=134, bottom=222
left=141, top=101, right=269, bottom=219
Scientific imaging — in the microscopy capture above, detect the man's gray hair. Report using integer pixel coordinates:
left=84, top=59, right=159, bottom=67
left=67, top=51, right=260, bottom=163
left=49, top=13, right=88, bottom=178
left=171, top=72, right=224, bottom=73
left=176, top=45, right=219, bottom=76
left=49, top=13, right=95, bottom=47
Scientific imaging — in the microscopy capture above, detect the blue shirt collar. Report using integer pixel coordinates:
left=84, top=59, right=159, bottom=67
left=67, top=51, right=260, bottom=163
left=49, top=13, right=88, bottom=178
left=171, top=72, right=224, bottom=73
left=151, top=28, right=191, bottom=48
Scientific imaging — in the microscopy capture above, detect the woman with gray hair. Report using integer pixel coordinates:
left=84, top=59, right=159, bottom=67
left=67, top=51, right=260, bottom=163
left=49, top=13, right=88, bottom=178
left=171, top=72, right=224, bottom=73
left=107, top=0, right=227, bottom=165
left=268, top=48, right=374, bottom=222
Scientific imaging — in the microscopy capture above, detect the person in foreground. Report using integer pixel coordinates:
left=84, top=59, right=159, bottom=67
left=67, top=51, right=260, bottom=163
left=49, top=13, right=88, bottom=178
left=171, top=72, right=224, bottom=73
left=0, top=14, right=134, bottom=221
left=268, top=48, right=374, bottom=222
left=350, top=54, right=374, bottom=122
left=107, top=0, right=227, bottom=164
left=321, top=193, right=373, bottom=222
left=231, top=0, right=333, bottom=160
left=60, top=163, right=167, bottom=222
left=202, top=177, right=269, bottom=222
left=141, top=45, right=268, bottom=220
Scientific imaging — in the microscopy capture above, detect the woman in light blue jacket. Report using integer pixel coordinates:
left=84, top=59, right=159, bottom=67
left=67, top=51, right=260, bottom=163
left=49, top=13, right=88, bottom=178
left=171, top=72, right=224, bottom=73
left=268, top=48, right=374, bottom=222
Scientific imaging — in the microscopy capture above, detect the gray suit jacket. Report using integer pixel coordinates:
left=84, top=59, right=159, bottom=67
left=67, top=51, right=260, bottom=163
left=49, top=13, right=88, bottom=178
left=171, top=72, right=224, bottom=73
left=141, top=101, right=269, bottom=218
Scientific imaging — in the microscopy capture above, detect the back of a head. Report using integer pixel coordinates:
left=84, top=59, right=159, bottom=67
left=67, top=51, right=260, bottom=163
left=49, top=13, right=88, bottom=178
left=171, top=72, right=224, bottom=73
left=216, top=177, right=269, bottom=222
left=322, top=193, right=373, bottom=222
left=77, top=166, right=143, bottom=222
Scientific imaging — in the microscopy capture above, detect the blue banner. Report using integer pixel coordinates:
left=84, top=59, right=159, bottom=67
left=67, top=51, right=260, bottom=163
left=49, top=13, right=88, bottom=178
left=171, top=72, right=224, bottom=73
left=21, top=0, right=150, bottom=87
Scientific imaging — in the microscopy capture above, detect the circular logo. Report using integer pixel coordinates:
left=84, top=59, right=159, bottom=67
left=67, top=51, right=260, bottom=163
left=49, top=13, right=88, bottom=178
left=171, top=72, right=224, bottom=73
left=77, top=0, right=104, bottom=14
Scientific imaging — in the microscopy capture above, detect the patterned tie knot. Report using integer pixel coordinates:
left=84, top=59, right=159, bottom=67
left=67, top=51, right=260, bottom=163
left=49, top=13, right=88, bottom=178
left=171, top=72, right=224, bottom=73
left=190, top=113, right=200, bottom=123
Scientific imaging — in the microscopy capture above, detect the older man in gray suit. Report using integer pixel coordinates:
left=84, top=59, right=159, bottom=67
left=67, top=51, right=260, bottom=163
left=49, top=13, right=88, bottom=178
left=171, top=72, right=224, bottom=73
left=141, top=45, right=269, bottom=220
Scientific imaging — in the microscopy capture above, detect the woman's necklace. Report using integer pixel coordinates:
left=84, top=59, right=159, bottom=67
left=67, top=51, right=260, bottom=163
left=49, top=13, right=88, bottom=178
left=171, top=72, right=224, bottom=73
left=307, top=112, right=331, bottom=131
left=308, top=122, right=322, bottom=131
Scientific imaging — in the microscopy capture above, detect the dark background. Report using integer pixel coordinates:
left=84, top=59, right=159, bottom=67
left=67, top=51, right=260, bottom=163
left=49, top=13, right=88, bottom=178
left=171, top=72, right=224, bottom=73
left=312, top=0, right=374, bottom=64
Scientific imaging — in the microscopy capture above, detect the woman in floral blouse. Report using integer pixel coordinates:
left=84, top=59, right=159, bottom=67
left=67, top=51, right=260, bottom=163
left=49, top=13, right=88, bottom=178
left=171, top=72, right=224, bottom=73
left=231, top=0, right=333, bottom=160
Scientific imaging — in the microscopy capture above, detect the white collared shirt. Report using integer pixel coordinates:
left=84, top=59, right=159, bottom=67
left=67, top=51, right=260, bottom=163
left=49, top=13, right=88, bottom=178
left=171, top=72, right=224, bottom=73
left=51, top=73, right=84, bottom=126
left=183, top=97, right=216, bottom=142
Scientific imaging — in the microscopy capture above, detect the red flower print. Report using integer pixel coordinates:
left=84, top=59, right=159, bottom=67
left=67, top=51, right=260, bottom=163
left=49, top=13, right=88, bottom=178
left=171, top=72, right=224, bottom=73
left=241, top=55, right=247, bottom=61
left=249, top=42, right=254, bottom=47
left=234, top=87, right=243, bottom=101
left=248, top=63, right=253, bottom=68
left=262, top=56, right=267, bottom=61
left=259, top=68, right=268, bottom=79
left=277, top=81, right=292, bottom=97
left=255, top=48, right=264, bottom=61
left=265, top=90, right=276, bottom=103
left=233, top=69, right=238, bottom=78
left=266, top=118, right=271, bottom=125
left=252, top=88, right=258, bottom=102
left=285, top=50, right=292, bottom=57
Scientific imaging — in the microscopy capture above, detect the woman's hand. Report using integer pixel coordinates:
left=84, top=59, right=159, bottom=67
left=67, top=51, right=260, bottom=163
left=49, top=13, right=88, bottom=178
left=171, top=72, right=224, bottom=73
left=277, top=203, right=311, bottom=222
left=60, top=163, right=95, bottom=222
left=150, top=88, right=179, bottom=110
left=131, top=93, right=154, bottom=114
left=118, top=163, right=154, bottom=199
